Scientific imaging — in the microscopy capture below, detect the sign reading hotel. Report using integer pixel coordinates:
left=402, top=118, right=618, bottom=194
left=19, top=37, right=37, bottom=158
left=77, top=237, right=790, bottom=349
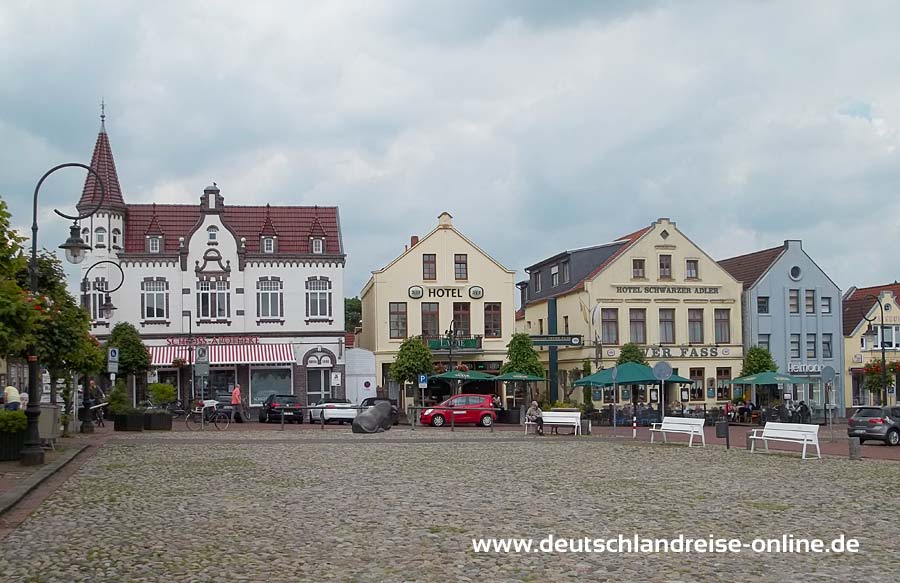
left=614, top=285, right=721, bottom=295
left=166, top=335, right=260, bottom=346
left=409, top=285, right=484, bottom=299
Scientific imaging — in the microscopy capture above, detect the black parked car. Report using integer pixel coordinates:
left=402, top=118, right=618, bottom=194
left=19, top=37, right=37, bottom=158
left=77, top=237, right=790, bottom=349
left=360, top=397, right=399, bottom=426
left=259, top=394, right=304, bottom=424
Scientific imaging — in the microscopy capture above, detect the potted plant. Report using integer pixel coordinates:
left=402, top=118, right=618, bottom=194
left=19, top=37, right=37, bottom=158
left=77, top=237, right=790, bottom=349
left=0, top=409, right=27, bottom=461
left=143, top=382, right=176, bottom=430
left=108, top=381, right=144, bottom=432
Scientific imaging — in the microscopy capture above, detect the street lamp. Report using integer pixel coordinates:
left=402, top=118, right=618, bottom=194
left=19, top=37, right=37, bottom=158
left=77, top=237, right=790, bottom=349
left=444, top=320, right=462, bottom=373
left=863, top=294, right=889, bottom=406
left=22, top=163, right=106, bottom=465
left=79, top=260, right=124, bottom=433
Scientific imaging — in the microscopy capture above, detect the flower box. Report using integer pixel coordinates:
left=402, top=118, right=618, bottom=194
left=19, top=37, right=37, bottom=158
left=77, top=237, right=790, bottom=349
left=114, top=413, right=144, bottom=432
left=0, top=430, right=27, bottom=461
left=143, top=411, right=173, bottom=431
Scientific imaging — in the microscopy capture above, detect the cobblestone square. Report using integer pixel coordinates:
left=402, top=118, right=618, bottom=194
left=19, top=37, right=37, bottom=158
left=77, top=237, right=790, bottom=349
left=1, top=430, right=898, bottom=582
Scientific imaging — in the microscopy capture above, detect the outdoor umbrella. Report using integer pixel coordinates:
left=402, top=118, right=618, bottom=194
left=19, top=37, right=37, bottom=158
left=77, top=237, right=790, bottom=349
left=724, top=371, right=811, bottom=385
left=574, top=362, right=691, bottom=386
left=430, top=370, right=498, bottom=381
left=493, top=372, right=546, bottom=406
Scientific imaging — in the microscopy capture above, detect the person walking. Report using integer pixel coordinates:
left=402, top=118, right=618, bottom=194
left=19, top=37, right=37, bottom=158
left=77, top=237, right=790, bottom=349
left=4, top=386, right=21, bottom=411
left=230, top=384, right=243, bottom=422
left=525, top=400, right=543, bottom=435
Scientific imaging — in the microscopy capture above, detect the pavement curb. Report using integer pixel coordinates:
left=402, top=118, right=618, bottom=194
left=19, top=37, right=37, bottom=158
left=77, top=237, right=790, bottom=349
left=0, top=443, right=89, bottom=517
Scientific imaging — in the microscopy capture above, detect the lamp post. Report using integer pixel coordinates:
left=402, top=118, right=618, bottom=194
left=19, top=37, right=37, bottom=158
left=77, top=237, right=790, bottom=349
left=22, top=163, right=105, bottom=466
left=182, top=310, right=195, bottom=403
left=444, top=320, right=462, bottom=394
left=863, top=294, right=889, bottom=406
left=79, top=260, right=123, bottom=433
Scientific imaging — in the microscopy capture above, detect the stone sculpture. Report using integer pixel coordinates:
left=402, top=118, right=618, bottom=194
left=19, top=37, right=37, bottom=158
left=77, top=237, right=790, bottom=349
left=352, top=401, right=393, bottom=433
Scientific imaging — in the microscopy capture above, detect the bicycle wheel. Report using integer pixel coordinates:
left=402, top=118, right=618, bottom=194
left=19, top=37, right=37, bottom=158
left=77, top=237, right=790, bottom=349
left=186, top=411, right=204, bottom=431
left=213, top=411, right=230, bottom=430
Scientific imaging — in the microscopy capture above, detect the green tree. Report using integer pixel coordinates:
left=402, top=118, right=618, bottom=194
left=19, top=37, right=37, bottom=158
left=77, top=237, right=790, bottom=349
left=617, top=343, right=648, bottom=365
left=740, top=346, right=777, bottom=376
left=105, top=322, right=150, bottom=379
left=344, top=297, right=362, bottom=332
left=390, top=336, right=434, bottom=386
left=0, top=197, right=37, bottom=357
left=500, top=333, right=544, bottom=377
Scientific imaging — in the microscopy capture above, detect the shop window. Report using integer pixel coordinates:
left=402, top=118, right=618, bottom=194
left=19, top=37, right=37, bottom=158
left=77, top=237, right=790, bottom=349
left=629, top=309, right=646, bottom=344
left=716, top=367, right=731, bottom=401
left=389, top=302, right=407, bottom=339
left=484, top=303, right=502, bottom=338
left=423, top=254, right=436, bottom=280
left=601, top=309, right=618, bottom=344
left=250, top=368, right=291, bottom=406
left=689, top=368, right=705, bottom=401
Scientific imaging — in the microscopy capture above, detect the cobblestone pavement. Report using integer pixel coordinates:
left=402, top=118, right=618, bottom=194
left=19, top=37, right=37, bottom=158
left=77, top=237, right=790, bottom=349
left=1, top=430, right=898, bottom=582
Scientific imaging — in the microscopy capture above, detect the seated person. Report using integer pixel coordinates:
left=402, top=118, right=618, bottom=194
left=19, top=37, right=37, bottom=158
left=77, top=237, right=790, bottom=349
left=525, top=401, right=543, bottom=435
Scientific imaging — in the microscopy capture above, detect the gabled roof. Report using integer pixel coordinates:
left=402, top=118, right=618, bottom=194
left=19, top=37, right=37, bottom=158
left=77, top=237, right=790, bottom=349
left=259, top=205, right=278, bottom=237
left=580, top=226, right=651, bottom=284
left=77, top=119, right=126, bottom=213
left=123, top=204, right=343, bottom=254
left=842, top=283, right=900, bottom=336
left=145, top=205, right=164, bottom=236
left=718, top=245, right=786, bottom=290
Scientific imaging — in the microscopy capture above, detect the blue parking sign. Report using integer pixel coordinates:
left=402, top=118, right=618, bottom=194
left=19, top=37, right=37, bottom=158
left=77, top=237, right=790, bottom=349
left=418, top=374, right=428, bottom=389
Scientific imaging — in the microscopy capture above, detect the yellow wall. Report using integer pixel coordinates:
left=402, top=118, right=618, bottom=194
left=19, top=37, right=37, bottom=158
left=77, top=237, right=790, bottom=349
left=843, top=291, right=900, bottom=411
left=523, top=218, right=744, bottom=407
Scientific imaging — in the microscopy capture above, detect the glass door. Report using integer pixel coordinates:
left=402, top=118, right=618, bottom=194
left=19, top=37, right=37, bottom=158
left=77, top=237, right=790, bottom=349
left=306, top=368, right=332, bottom=405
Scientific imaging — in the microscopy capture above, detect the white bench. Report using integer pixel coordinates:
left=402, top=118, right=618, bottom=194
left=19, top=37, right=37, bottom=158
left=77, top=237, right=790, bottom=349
left=749, top=422, right=820, bottom=460
left=649, top=416, right=706, bottom=447
left=525, top=411, right=582, bottom=435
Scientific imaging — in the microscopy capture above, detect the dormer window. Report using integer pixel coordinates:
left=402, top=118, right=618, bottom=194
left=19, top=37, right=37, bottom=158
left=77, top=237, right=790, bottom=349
left=312, top=238, right=324, bottom=254
left=263, top=237, right=275, bottom=254
left=149, top=237, right=161, bottom=253
left=95, top=227, right=106, bottom=247
left=207, top=226, right=219, bottom=243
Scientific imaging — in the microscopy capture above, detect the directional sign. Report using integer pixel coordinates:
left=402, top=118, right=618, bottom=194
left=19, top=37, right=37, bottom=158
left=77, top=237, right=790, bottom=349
left=418, top=374, right=428, bottom=389
left=530, top=334, right=583, bottom=347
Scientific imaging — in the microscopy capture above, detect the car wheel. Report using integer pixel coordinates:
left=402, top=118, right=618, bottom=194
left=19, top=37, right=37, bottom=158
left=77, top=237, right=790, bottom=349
left=886, top=429, right=900, bottom=446
left=432, top=414, right=445, bottom=427
left=259, top=412, right=267, bottom=423
left=480, top=414, right=493, bottom=427
left=858, top=438, right=866, bottom=445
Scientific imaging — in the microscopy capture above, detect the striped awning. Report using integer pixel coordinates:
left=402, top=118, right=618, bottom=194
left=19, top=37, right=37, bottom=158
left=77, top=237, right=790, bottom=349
left=148, top=344, right=295, bottom=366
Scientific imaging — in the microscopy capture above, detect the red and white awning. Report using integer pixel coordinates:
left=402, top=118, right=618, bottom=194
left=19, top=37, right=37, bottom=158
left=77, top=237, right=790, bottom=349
left=148, top=344, right=295, bottom=366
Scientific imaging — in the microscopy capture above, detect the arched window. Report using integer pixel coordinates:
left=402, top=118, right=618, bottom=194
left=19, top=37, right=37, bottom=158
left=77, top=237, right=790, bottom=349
left=207, top=226, right=219, bottom=243
left=305, top=277, right=332, bottom=319
left=95, top=227, right=106, bottom=246
left=81, top=228, right=90, bottom=244
left=111, top=228, right=121, bottom=247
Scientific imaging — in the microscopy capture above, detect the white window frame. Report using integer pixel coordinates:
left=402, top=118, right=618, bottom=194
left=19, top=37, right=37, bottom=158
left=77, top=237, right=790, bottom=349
left=551, top=265, right=559, bottom=287
left=263, top=237, right=275, bottom=254
left=197, top=279, right=230, bottom=320
left=149, top=237, right=161, bottom=253
left=312, top=238, right=324, bottom=254
left=874, top=325, right=899, bottom=350
left=207, top=226, right=218, bottom=242
left=821, top=297, right=832, bottom=314
left=257, top=278, right=283, bottom=318
left=142, top=280, right=168, bottom=320
left=306, top=277, right=332, bottom=319
left=95, top=227, right=106, bottom=245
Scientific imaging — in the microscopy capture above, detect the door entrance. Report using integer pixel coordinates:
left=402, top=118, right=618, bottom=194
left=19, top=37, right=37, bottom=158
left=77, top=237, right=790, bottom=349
left=306, top=368, right=332, bottom=405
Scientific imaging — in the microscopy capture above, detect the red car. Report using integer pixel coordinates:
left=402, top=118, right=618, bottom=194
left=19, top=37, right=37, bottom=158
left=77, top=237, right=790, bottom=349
left=419, top=394, right=497, bottom=427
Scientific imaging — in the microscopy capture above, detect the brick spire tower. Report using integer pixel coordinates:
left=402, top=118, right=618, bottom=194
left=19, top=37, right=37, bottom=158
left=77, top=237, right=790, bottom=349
left=77, top=101, right=126, bottom=214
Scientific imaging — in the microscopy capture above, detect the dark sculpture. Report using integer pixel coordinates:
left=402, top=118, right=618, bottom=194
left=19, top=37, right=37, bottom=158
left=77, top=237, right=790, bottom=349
left=352, top=401, right=393, bottom=433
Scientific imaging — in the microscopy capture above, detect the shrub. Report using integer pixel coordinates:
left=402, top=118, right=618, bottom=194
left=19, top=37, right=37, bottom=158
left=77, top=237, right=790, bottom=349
left=0, top=409, right=27, bottom=433
left=148, top=383, right=177, bottom=405
left=107, top=380, right=130, bottom=416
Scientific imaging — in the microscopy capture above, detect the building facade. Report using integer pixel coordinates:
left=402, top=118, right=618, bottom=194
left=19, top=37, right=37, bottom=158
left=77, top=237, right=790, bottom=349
left=77, top=117, right=347, bottom=408
left=517, top=218, right=744, bottom=408
left=842, top=285, right=900, bottom=412
left=358, top=212, right=516, bottom=409
left=719, top=240, right=844, bottom=419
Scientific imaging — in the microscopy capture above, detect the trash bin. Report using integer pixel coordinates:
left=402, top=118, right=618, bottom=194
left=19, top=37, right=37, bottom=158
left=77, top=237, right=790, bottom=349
left=715, top=421, right=728, bottom=439
left=580, top=418, right=591, bottom=435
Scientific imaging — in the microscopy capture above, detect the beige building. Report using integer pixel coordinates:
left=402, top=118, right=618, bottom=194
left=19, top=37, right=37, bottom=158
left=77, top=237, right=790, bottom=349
left=517, top=218, right=744, bottom=408
left=842, top=285, right=900, bottom=412
left=359, top=212, right=516, bottom=408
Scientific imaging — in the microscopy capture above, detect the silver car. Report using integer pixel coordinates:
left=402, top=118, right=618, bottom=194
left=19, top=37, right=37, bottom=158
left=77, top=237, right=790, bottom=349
left=847, top=406, right=900, bottom=446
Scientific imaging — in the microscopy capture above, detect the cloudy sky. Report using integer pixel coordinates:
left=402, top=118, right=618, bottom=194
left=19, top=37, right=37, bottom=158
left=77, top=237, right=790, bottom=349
left=2, top=1, right=899, bottom=298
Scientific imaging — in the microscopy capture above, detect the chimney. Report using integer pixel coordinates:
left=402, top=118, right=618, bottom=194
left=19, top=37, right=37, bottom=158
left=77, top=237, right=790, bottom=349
left=411, top=235, right=419, bottom=247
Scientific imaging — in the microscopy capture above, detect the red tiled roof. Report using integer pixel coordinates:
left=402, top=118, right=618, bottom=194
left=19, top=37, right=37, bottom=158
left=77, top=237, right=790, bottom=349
left=515, top=308, right=525, bottom=321
left=344, top=332, right=355, bottom=348
left=123, top=204, right=342, bottom=254
left=77, top=126, right=126, bottom=213
left=842, top=283, right=900, bottom=336
left=718, top=245, right=785, bottom=290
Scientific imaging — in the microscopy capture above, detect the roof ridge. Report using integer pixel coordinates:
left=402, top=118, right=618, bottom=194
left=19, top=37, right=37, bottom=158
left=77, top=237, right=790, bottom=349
left=718, top=244, right=785, bottom=263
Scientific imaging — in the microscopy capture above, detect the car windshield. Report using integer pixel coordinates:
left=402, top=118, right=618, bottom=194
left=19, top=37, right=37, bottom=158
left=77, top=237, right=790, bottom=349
left=853, top=408, right=884, bottom=418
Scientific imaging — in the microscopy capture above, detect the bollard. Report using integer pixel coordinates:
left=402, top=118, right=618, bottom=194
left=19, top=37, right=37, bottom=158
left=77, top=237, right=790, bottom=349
left=281, top=409, right=285, bottom=431
left=520, top=404, right=525, bottom=426
left=451, top=410, right=455, bottom=432
left=745, top=431, right=752, bottom=451
left=320, top=408, right=325, bottom=430
left=490, top=409, right=494, bottom=433
left=849, top=437, right=861, bottom=460
left=410, top=407, right=415, bottom=431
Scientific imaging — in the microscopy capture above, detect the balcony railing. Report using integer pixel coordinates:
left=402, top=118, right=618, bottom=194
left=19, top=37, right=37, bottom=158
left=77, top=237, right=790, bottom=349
left=424, top=335, right=483, bottom=351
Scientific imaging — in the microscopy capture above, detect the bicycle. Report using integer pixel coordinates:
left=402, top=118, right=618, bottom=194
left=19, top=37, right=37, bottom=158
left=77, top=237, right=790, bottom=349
left=185, top=401, right=231, bottom=430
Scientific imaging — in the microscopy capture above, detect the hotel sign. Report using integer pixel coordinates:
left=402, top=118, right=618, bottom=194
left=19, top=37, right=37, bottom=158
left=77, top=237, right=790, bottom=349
left=614, top=285, right=721, bottom=295
left=409, top=285, right=484, bottom=299
left=166, top=335, right=260, bottom=346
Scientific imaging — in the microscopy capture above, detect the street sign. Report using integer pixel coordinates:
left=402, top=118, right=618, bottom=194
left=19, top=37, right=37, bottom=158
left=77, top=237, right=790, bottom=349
left=195, top=362, right=210, bottom=376
left=108, top=348, right=119, bottom=363
left=195, top=346, right=209, bottom=364
left=418, top=374, right=428, bottom=389
left=652, top=361, right=673, bottom=381
left=821, top=365, right=836, bottom=382
left=530, top=334, right=583, bottom=347
left=107, top=361, right=118, bottom=374
left=331, top=372, right=342, bottom=386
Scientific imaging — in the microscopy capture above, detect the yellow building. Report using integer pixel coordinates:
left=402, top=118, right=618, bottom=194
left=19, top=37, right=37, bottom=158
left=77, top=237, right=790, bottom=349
left=517, top=218, right=744, bottom=408
left=359, top=212, right=516, bottom=409
left=842, top=285, right=900, bottom=412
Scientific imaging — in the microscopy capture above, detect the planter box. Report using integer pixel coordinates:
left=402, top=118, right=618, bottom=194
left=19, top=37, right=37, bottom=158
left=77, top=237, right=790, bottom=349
left=114, top=413, right=144, bottom=432
left=0, top=430, right=27, bottom=461
left=143, top=411, right=173, bottom=431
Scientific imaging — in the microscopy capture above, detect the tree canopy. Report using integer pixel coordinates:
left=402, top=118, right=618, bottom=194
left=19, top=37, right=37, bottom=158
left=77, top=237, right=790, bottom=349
left=106, top=322, right=150, bottom=378
left=344, top=297, right=362, bottom=332
left=740, top=346, right=778, bottom=376
left=500, top=333, right=544, bottom=377
left=0, top=197, right=37, bottom=357
left=390, top=336, right=434, bottom=385
left=617, top=343, right=648, bottom=366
